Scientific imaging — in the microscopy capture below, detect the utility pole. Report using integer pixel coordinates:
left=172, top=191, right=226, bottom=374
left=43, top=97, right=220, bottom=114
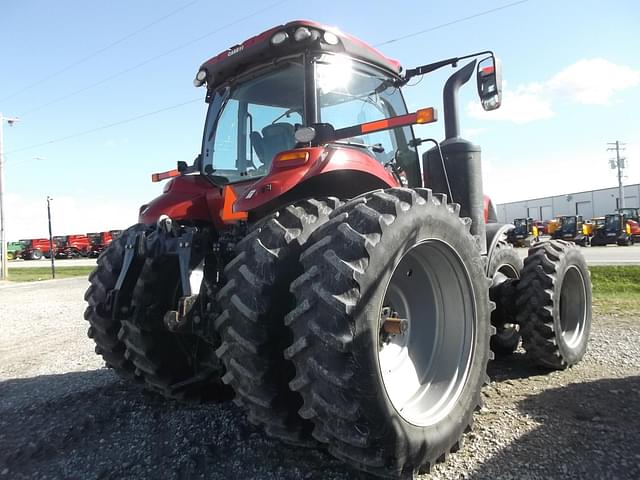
left=0, top=113, right=20, bottom=280
left=607, top=141, right=626, bottom=210
left=47, top=196, right=56, bottom=279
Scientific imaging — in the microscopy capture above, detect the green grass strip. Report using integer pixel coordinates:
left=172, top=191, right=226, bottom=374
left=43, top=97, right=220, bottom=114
left=7, top=266, right=95, bottom=282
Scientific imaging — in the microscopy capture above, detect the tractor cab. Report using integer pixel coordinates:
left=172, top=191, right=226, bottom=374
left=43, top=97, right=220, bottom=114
left=507, top=217, right=538, bottom=247
left=194, top=22, right=423, bottom=202
left=592, top=212, right=637, bottom=246
left=146, top=20, right=502, bottom=232
left=617, top=207, right=639, bottom=222
left=591, top=216, right=605, bottom=230
left=553, top=215, right=588, bottom=246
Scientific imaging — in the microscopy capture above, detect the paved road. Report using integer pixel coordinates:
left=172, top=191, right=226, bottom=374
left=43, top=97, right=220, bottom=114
left=8, top=258, right=98, bottom=269
left=515, top=243, right=640, bottom=265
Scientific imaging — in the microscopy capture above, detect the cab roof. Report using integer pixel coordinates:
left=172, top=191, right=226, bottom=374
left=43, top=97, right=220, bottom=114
left=198, top=20, right=402, bottom=90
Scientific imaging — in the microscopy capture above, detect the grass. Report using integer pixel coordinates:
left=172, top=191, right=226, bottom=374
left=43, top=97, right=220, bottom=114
left=590, top=266, right=640, bottom=315
left=7, top=266, right=95, bottom=282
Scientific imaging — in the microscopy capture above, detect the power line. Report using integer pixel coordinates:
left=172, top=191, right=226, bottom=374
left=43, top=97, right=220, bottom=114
left=18, top=0, right=289, bottom=117
left=6, top=98, right=201, bottom=156
left=7, top=1, right=519, bottom=156
left=374, top=0, right=532, bottom=47
left=0, top=0, right=201, bottom=103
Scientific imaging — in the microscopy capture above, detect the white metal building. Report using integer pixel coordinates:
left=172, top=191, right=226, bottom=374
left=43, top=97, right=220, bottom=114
left=496, top=183, right=640, bottom=223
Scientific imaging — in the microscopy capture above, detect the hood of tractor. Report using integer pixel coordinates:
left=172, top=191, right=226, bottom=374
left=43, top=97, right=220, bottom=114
left=196, top=20, right=402, bottom=91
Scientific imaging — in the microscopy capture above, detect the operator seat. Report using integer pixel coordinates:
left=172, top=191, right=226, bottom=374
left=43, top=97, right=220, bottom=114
left=250, top=123, right=296, bottom=167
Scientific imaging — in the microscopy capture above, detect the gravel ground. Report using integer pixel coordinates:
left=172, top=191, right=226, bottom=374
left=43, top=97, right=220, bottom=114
left=0, top=277, right=639, bottom=480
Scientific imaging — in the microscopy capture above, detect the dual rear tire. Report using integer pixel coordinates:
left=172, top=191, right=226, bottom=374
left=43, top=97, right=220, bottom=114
left=216, top=189, right=491, bottom=477
left=284, top=189, right=491, bottom=477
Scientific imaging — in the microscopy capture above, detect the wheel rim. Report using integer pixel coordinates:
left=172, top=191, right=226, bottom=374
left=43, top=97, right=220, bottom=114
left=559, top=265, right=587, bottom=348
left=378, top=240, right=476, bottom=427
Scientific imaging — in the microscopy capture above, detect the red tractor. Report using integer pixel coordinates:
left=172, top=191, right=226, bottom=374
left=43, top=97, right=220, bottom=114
left=87, top=230, right=122, bottom=257
left=51, top=234, right=91, bottom=258
left=84, top=20, right=591, bottom=478
left=19, top=238, right=52, bottom=260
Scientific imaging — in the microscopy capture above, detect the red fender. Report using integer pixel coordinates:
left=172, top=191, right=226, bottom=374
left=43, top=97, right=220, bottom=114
left=235, top=146, right=399, bottom=212
left=138, top=175, right=253, bottom=229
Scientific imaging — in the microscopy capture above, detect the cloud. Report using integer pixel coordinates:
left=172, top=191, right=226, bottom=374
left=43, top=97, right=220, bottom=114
left=468, top=58, right=640, bottom=124
left=547, top=59, right=640, bottom=105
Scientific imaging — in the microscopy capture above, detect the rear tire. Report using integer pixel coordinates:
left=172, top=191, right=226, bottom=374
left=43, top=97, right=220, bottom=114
left=487, top=240, right=523, bottom=356
left=516, top=240, right=592, bottom=369
left=215, top=198, right=340, bottom=445
left=120, top=252, right=226, bottom=401
left=285, top=189, right=491, bottom=478
left=31, top=249, right=42, bottom=260
left=84, top=225, right=145, bottom=380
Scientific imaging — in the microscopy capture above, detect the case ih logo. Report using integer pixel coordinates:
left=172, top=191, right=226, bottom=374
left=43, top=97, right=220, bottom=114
left=227, top=45, right=244, bottom=56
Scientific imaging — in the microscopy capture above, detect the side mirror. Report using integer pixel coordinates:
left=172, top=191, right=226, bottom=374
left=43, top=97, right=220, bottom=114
left=477, top=56, right=502, bottom=111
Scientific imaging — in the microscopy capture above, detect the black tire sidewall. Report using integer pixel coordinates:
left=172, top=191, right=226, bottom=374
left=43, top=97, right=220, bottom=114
left=487, top=243, right=522, bottom=353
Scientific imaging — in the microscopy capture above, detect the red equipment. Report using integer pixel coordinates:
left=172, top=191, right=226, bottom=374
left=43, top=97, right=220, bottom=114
left=87, top=230, right=122, bottom=257
left=84, top=20, right=591, bottom=479
left=52, top=234, right=91, bottom=258
left=19, top=238, right=51, bottom=260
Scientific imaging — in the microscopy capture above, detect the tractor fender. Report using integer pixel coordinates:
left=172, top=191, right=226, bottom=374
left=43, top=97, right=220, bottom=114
left=235, top=145, right=399, bottom=214
left=244, top=169, right=393, bottom=220
left=485, top=223, right=515, bottom=275
left=138, top=175, right=253, bottom=230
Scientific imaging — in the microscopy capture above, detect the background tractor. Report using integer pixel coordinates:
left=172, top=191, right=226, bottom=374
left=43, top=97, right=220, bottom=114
left=507, top=217, right=539, bottom=247
left=591, top=212, right=639, bottom=246
left=19, top=238, right=51, bottom=260
left=87, top=230, right=122, bottom=257
left=84, top=20, right=592, bottom=478
left=552, top=214, right=589, bottom=246
left=5, top=241, right=25, bottom=261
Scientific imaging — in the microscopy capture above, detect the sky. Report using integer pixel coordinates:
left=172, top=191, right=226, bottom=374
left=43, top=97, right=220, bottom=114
left=1, top=0, right=639, bottom=239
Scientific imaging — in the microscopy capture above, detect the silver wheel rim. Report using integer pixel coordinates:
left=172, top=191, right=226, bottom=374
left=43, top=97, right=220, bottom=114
left=559, top=265, right=587, bottom=348
left=378, top=240, right=476, bottom=427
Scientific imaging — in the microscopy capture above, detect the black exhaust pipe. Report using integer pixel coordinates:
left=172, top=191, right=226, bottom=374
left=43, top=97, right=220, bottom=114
left=424, top=60, right=487, bottom=253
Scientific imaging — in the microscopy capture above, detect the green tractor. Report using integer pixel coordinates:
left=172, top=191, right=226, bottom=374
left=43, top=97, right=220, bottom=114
left=6, top=241, right=26, bottom=261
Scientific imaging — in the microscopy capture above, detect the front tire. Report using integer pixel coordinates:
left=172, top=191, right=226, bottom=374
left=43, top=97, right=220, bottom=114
left=285, top=189, right=491, bottom=478
left=487, top=240, right=523, bottom=356
left=516, top=240, right=592, bottom=369
left=31, top=249, right=42, bottom=260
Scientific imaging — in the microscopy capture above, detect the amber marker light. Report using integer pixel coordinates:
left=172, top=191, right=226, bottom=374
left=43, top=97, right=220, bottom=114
left=415, top=107, right=437, bottom=124
left=274, top=150, right=310, bottom=167
left=151, top=169, right=180, bottom=182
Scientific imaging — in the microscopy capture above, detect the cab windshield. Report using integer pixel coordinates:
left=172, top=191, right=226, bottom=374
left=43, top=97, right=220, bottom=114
left=201, top=59, right=305, bottom=183
left=316, top=54, right=419, bottom=183
left=200, top=54, right=417, bottom=184
left=605, top=215, right=620, bottom=230
left=562, top=216, right=576, bottom=231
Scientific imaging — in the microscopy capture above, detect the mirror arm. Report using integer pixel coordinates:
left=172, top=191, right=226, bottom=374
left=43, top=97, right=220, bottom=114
left=403, top=51, right=494, bottom=83
left=404, top=57, right=460, bottom=82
